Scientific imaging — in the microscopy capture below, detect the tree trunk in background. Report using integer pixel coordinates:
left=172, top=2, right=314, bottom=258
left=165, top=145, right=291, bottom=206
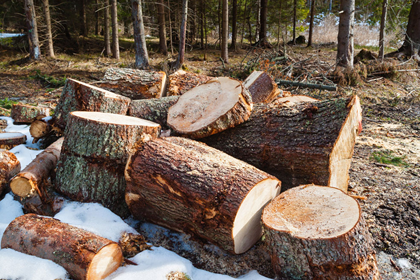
left=111, top=0, right=120, bottom=60
left=255, top=0, right=260, bottom=42
left=157, top=0, right=168, bottom=55
left=24, top=0, right=41, bottom=60
left=221, top=0, right=228, bottom=62
left=378, top=0, right=388, bottom=60
left=277, top=0, right=282, bottom=46
left=41, top=0, right=54, bottom=58
left=95, top=0, right=100, bottom=35
left=80, top=0, right=87, bottom=36
left=258, top=0, right=267, bottom=45
left=189, top=0, right=197, bottom=45
left=174, top=0, right=188, bottom=69
left=292, top=0, right=297, bottom=44
left=104, top=0, right=112, bottom=56
left=395, top=0, right=420, bottom=60
left=200, top=0, right=204, bottom=49
left=218, top=0, right=222, bottom=46
left=336, top=0, right=355, bottom=68
left=230, top=0, right=237, bottom=50
left=131, top=0, right=149, bottom=68
left=307, top=0, right=315, bottom=47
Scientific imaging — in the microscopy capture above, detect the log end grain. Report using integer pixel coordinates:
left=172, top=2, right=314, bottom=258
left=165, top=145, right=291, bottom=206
left=29, top=119, right=50, bottom=139
left=243, top=71, right=281, bottom=103
left=10, top=176, right=35, bottom=197
left=87, top=243, right=123, bottom=280
left=0, top=149, right=21, bottom=195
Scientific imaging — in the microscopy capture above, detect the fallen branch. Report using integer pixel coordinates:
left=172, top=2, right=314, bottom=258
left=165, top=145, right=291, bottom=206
left=276, top=79, right=337, bottom=91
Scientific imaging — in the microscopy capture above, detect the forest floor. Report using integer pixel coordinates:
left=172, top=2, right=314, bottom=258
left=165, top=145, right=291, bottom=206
left=0, top=39, right=419, bottom=278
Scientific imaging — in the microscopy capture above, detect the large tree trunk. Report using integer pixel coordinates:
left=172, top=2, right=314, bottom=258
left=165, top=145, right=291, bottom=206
left=131, top=0, right=149, bottom=68
left=0, top=149, right=20, bottom=196
left=1, top=214, right=123, bottom=280
left=167, top=70, right=213, bottom=96
left=55, top=112, right=160, bottom=217
left=53, top=78, right=131, bottom=131
left=157, top=0, right=168, bottom=55
left=243, top=71, right=282, bottom=103
left=262, top=185, right=379, bottom=280
left=201, top=96, right=362, bottom=192
left=125, top=136, right=281, bottom=254
left=24, top=0, right=41, bottom=60
left=98, top=68, right=167, bottom=99
left=167, top=77, right=252, bottom=139
left=104, top=0, right=112, bottom=56
left=174, top=0, right=188, bottom=69
left=111, top=0, right=120, bottom=59
left=221, top=0, right=228, bottom=62
left=393, top=0, right=420, bottom=60
left=41, top=0, right=55, bottom=57
left=336, top=0, right=355, bottom=68
left=11, top=104, right=50, bottom=123
left=307, top=0, right=316, bottom=47
left=0, top=133, right=27, bottom=149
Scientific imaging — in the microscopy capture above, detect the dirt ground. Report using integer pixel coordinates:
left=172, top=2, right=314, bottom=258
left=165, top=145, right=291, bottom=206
left=0, top=44, right=419, bottom=278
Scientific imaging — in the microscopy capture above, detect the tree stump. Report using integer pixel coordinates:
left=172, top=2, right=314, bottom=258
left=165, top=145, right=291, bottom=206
left=55, top=111, right=160, bottom=217
left=0, top=149, right=20, bottom=196
left=167, top=70, right=213, bottom=96
left=167, top=77, right=252, bottom=139
left=125, top=136, right=281, bottom=254
left=98, top=67, right=167, bottom=99
left=0, top=132, right=27, bottom=149
left=54, top=78, right=131, bottom=130
left=243, top=71, right=282, bottom=103
left=202, top=96, right=362, bottom=192
left=128, top=96, right=180, bottom=130
left=1, top=213, right=123, bottom=280
left=11, top=104, right=50, bottom=123
left=262, top=185, right=379, bottom=280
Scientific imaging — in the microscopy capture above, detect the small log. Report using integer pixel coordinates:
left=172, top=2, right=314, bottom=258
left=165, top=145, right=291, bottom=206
left=201, top=96, right=362, bottom=192
left=98, top=67, right=167, bottom=99
left=0, top=132, right=27, bottom=149
left=1, top=213, right=123, bottom=280
left=0, top=119, right=7, bottom=132
left=243, top=71, right=282, bottom=103
left=262, top=185, right=379, bottom=280
left=0, top=149, right=21, bottom=196
left=54, top=78, right=131, bottom=130
left=167, top=77, right=252, bottom=139
left=276, top=79, right=337, bottom=91
left=125, top=137, right=281, bottom=254
left=271, top=95, right=319, bottom=105
left=11, top=103, right=50, bottom=123
left=55, top=112, right=160, bottom=217
left=167, top=70, right=213, bottom=96
left=128, top=96, right=179, bottom=130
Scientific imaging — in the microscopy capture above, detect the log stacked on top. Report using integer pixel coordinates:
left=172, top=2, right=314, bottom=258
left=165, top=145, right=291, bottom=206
left=167, top=70, right=213, bottom=96
left=11, top=104, right=50, bottom=123
left=243, top=71, right=282, bottom=103
left=0, top=149, right=20, bottom=196
left=0, top=132, right=27, bottom=149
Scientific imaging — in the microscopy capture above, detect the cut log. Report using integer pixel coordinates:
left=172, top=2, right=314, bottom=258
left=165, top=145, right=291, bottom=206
left=128, top=96, right=180, bottom=130
left=167, top=77, right=253, bottom=139
left=55, top=111, right=160, bottom=217
left=262, top=185, right=379, bottom=280
left=125, top=136, right=281, bottom=254
left=201, top=96, right=362, bottom=192
left=98, top=68, right=167, bottom=99
left=53, top=78, right=131, bottom=130
left=271, top=95, right=319, bottom=105
left=0, top=119, right=7, bottom=132
left=1, top=213, right=123, bottom=280
left=0, top=149, right=21, bottom=196
left=167, top=70, right=214, bottom=96
left=29, top=119, right=50, bottom=139
left=11, top=104, right=50, bottom=123
left=243, top=71, right=282, bottom=103
left=0, top=132, right=27, bottom=149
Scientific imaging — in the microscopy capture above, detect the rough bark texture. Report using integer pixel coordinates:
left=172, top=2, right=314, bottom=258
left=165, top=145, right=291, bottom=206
left=54, top=78, right=131, bottom=130
left=1, top=214, right=123, bottom=280
left=128, top=96, right=179, bottom=130
left=167, top=70, right=213, bottom=96
left=98, top=68, right=167, bottom=100
left=0, top=132, right=27, bottom=149
left=125, top=137, right=281, bottom=254
left=167, top=77, right=252, bottom=139
left=131, top=0, right=149, bottom=69
left=111, top=0, right=120, bottom=59
left=24, top=0, right=41, bottom=59
left=157, top=0, right=168, bottom=55
left=104, top=0, right=111, bottom=56
left=10, top=137, right=63, bottom=198
left=55, top=112, right=160, bottom=217
left=11, top=104, right=50, bottom=123
left=262, top=185, right=379, bottom=280
left=201, top=96, right=362, bottom=191
left=0, top=149, right=21, bottom=196
left=337, top=0, right=355, bottom=68
left=243, top=71, right=282, bottom=103
left=42, top=0, right=54, bottom=57
left=379, top=0, right=388, bottom=60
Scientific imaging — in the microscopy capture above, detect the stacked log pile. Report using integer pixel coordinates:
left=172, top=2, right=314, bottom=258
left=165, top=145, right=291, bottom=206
left=167, top=70, right=213, bottom=96
left=11, top=104, right=50, bottom=123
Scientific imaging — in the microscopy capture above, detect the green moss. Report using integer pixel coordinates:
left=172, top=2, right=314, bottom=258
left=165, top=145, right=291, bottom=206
left=370, top=150, right=409, bottom=167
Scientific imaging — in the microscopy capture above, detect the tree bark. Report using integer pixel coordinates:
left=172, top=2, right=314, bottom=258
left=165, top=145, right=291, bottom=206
left=243, top=71, right=282, bottom=103
left=79, top=0, right=87, bottom=36
left=230, top=0, right=237, bottom=50
left=157, top=0, right=168, bottom=55
left=0, top=119, right=7, bottom=132
left=394, top=0, right=420, bottom=59
left=11, top=104, right=50, bottom=123
left=24, top=0, right=41, bottom=59
left=0, top=133, right=27, bottom=149
left=98, top=67, right=167, bottom=99
left=292, top=0, right=297, bottom=44
left=104, top=0, right=112, bottom=56
left=95, top=0, right=100, bottom=35
left=131, top=0, right=149, bottom=69
left=41, top=0, right=55, bottom=57
left=167, top=77, right=252, bottom=139
left=174, top=0, right=188, bottom=69
left=258, top=0, right=268, bottom=45
left=125, top=136, right=281, bottom=254
left=221, top=0, right=228, bottom=62
left=336, top=0, right=355, bottom=68
left=111, top=0, right=120, bottom=59
left=167, top=0, right=174, bottom=54
left=307, top=0, right=316, bottom=47
left=201, top=96, right=362, bottom=192
left=379, top=0, right=388, bottom=60
left=167, top=70, right=213, bottom=96
left=53, top=78, right=131, bottom=131
left=0, top=149, right=20, bottom=196
left=55, top=111, right=160, bottom=217
left=262, top=185, right=379, bottom=280
left=1, top=214, right=123, bottom=280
